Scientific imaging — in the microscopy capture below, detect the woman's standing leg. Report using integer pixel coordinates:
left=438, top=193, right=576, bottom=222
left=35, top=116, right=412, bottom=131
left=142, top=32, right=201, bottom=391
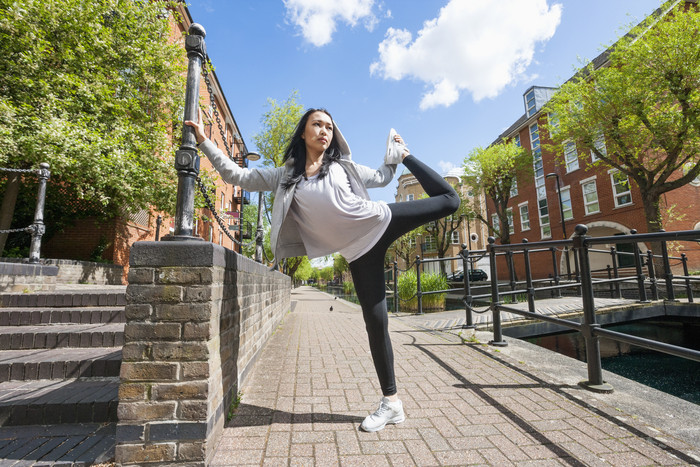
left=352, top=154, right=459, bottom=431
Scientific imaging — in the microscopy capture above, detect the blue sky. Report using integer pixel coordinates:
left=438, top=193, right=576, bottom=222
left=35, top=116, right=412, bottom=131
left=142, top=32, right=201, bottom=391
left=186, top=0, right=663, bottom=203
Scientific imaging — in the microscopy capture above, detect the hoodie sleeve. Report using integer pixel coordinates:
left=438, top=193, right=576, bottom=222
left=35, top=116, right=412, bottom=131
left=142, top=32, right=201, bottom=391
left=352, top=161, right=397, bottom=188
left=198, top=139, right=282, bottom=192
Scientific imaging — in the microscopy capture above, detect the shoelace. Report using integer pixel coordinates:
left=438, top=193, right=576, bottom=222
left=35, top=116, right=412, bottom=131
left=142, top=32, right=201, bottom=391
left=373, top=402, right=391, bottom=417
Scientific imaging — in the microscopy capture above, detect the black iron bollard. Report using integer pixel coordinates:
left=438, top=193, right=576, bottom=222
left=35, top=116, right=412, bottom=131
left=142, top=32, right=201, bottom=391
left=28, top=163, right=50, bottom=264
left=393, top=261, right=399, bottom=314
left=169, top=23, right=207, bottom=240
left=461, top=244, right=475, bottom=329
left=488, top=236, right=507, bottom=347
left=573, top=224, right=613, bottom=393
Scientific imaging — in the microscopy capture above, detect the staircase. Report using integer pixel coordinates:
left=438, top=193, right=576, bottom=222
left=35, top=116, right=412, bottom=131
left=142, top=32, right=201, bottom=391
left=0, top=286, right=125, bottom=427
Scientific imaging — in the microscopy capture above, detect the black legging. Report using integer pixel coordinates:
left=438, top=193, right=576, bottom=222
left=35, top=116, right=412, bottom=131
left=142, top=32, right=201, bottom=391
left=349, top=154, right=460, bottom=396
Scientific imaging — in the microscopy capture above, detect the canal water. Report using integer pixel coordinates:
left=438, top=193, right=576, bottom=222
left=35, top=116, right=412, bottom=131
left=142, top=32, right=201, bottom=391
left=526, top=317, right=700, bottom=405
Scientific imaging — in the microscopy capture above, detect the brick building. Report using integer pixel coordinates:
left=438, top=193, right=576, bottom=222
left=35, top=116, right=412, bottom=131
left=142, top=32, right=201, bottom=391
left=42, top=4, right=251, bottom=282
left=485, top=4, right=700, bottom=280
left=394, top=168, right=489, bottom=275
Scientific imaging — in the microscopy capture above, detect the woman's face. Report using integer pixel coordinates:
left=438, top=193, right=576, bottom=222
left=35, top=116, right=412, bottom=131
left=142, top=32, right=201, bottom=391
left=301, top=111, right=334, bottom=157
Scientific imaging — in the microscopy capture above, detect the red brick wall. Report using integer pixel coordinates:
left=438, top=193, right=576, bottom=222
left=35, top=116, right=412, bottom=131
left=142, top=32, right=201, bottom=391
left=486, top=116, right=700, bottom=279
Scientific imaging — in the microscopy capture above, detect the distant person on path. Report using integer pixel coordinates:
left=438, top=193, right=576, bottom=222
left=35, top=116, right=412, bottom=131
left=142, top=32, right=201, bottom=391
left=185, top=108, right=459, bottom=432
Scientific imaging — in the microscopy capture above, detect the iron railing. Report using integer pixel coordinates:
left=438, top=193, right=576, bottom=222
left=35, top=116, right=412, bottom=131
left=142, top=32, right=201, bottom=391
left=388, top=223, right=700, bottom=393
left=0, top=164, right=50, bottom=263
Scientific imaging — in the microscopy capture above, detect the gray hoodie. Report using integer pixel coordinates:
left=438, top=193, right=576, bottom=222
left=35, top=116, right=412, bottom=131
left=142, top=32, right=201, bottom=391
left=197, top=127, right=397, bottom=261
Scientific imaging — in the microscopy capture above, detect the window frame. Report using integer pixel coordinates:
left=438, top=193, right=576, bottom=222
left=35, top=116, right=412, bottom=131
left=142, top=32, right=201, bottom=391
left=580, top=176, right=600, bottom=215
left=518, top=202, right=530, bottom=231
left=560, top=186, right=573, bottom=221
left=563, top=140, right=579, bottom=173
left=609, top=169, right=633, bottom=207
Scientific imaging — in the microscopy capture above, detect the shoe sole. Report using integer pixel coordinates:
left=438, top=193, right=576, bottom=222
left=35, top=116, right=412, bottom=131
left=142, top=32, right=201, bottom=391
left=360, top=415, right=406, bottom=432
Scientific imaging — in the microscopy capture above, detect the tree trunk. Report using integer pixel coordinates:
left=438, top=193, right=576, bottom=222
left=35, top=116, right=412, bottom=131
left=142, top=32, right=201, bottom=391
left=642, top=193, right=665, bottom=278
left=0, top=174, right=20, bottom=255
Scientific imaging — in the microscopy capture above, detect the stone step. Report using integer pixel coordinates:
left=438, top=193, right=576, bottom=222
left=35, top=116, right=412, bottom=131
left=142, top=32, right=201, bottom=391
left=0, top=306, right=125, bottom=326
left=0, top=291, right=126, bottom=308
left=0, top=323, right=124, bottom=350
left=0, top=378, right=118, bottom=426
left=0, top=348, right=122, bottom=382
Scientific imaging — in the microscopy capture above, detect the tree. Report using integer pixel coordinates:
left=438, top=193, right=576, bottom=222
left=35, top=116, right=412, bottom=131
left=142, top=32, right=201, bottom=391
left=423, top=185, right=472, bottom=275
left=391, top=226, right=424, bottom=269
left=251, top=91, right=305, bottom=275
left=320, top=266, right=334, bottom=283
left=292, top=256, right=313, bottom=284
left=333, top=254, right=349, bottom=281
left=0, top=0, right=186, bottom=253
left=463, top=142, right=531, bottom=245
left=543, top=2, right=700, bottom=234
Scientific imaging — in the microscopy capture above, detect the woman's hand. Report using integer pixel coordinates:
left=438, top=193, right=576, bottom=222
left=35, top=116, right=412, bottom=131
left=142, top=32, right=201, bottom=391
left=394, top=134, right=410, bottom=160
left=184, top=107, right=206, bottom=145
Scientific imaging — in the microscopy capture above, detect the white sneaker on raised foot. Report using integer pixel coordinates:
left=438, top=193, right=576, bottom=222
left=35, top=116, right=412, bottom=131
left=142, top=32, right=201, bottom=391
left=360, top=397, right=405, bottom=432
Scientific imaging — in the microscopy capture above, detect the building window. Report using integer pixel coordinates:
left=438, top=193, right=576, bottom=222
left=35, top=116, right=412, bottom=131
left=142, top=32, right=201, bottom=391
left=531, top=123, right=544, bottom=193
left=506, top=208, right=514, bottom=234
left=491, top=214, right=499, bottom=234
left=564, top=140, right=579, bottom=172
left=591, top=132, right=607, bottom=161
left=510, top=178, right=518, bottom=197
left=219, top=232, right=223, bottom=246
left=538, top=198, right=551, bottom=238
left=610, top=171, right=632, bottom=207
left=409, top=237, right=416, bottom=249
left=519, top=203, right=530, bottom=231
left=525, top=89, right=536, bottom=117
left=407, top=194, right=414, bottom=201
left=581, top=178, right=600, bottom=214
left=423, top=235, right=436, bottom=252
left=560, top=187, right=573, bottom=220
left=451, top=230, right=460, bottom=244
left=514, top=134, right=521, bottom=147
left=548, top=112, right=559, bottom=134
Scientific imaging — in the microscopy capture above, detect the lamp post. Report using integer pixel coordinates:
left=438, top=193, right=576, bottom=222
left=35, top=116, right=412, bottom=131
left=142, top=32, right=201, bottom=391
left=546, top=172, right=572, bottom=279
left=170, top=23, right=206, bottom=240
left=243, top=152, right=265, bottom=263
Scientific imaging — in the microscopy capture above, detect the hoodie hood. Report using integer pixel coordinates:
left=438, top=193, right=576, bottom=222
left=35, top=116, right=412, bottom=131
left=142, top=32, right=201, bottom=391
left=333, top=123, right=352, bottom=160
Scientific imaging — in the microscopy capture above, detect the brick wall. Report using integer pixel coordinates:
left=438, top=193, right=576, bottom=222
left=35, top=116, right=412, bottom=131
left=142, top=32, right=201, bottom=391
left=116, top=240, right=290, bottom=465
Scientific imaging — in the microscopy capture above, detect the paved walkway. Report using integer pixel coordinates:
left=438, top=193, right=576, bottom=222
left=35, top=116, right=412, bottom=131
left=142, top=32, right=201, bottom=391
left=211, top=286, right=700, bottom=466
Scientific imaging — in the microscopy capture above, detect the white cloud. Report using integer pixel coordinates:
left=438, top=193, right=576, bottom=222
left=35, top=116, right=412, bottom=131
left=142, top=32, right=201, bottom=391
left=438, top=160, right=456, bottom=173
left=370, top=0, right=562, bottom=109
left=284, top=0, right=376, bottom=47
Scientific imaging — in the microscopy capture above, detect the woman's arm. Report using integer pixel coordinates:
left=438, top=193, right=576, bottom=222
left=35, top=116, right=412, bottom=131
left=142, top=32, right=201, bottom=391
left=354, top=132, right=409, bottom=188
left=185, top=110, right=281, bottom=192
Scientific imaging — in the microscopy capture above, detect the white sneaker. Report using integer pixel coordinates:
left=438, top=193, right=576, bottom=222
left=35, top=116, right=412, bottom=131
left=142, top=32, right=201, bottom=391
left=360, top=397, right=405, bottom=432
left=384, top=128, right=407, bottom=165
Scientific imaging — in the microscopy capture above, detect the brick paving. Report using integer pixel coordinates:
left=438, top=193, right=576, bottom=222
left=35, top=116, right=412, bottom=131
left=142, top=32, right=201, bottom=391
left=211, top=286, right=700, bottom=466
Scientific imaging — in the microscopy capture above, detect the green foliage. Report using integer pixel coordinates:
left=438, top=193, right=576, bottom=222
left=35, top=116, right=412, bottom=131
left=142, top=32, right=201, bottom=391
left=291, top=256, right=313, bottom=282
left=397, top=270, right=447, bottom=312
left=252, top=90, right=304, bottom=169
left=342, top=281, right=355, bottom=294
left=333, top=253, right=349, bottom=278
left=542, top=3, right=700, bottom=232
left=320, top=266, right=334, bottom=282
left=0, top=0, right=186, bottom=218
left=464, top=142, right=531, bottom=243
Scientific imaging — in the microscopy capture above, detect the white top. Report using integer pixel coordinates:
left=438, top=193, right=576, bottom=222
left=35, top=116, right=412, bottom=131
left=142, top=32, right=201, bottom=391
left=289, top=163, right=392, bottom=262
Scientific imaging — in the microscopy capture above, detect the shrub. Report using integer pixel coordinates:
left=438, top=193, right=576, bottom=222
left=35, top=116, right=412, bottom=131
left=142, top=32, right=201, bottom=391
left=397, top=270, right=447, bottom=312
left=342, top=281, right=355, bottom=294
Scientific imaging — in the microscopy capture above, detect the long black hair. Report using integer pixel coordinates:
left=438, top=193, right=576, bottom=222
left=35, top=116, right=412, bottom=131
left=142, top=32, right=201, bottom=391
left=281, top=108, right=343, bottom=190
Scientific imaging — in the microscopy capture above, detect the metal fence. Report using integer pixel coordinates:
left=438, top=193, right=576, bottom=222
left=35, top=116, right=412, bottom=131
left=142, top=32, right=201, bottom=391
left=0, top=164, right=50, bottom=263
left=392, top=223, right=700, bottom=393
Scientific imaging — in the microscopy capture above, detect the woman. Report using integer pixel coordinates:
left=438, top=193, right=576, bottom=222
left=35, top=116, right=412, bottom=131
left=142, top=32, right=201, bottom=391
left=185, top=108, right=459, bottom=432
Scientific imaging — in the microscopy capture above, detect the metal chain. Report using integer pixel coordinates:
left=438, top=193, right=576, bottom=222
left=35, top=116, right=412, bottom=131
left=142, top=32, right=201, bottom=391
left=202, top=62, right=235, bottom=158
left=0, top=226, right=32, bottom=234
left=195, top=178, right=255, bottom=247
left=0, top=167, right=37, bottom=174
left=194, top=61, right=259, bottom=248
